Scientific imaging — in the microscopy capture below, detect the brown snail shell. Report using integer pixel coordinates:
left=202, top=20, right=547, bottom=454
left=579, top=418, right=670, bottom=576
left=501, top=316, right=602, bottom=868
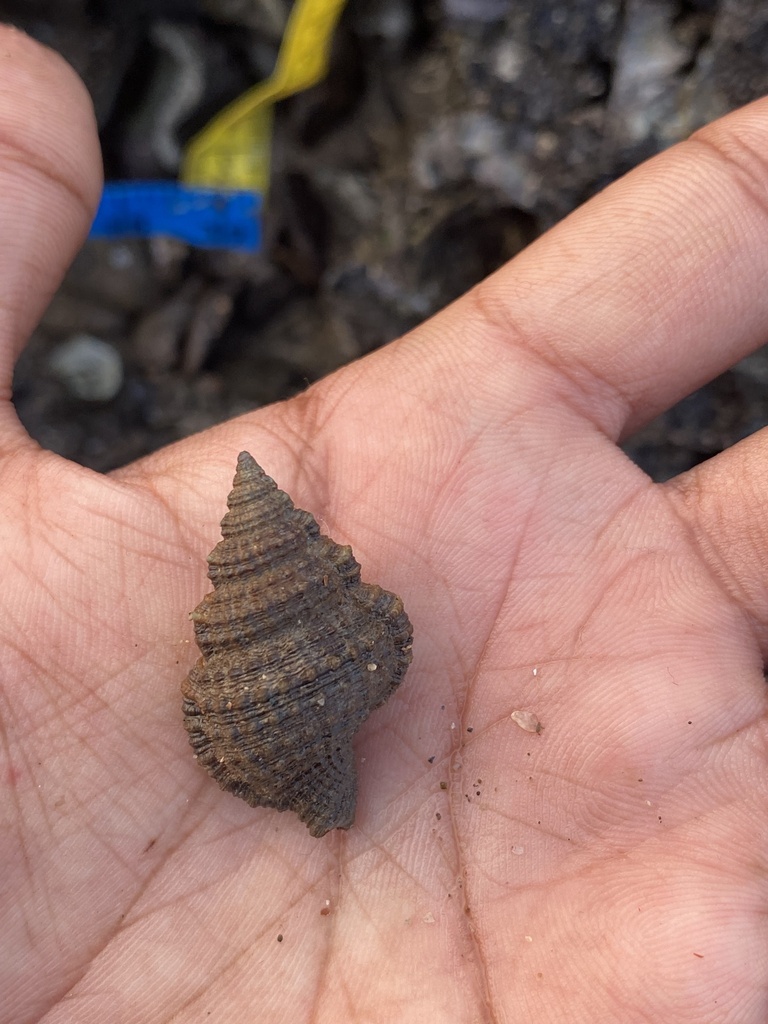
left=182, top=451, right=413, bottom=837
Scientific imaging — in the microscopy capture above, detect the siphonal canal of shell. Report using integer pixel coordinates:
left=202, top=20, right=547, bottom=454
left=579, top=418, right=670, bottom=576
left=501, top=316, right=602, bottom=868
left=182, top=451, right=414, bottom=837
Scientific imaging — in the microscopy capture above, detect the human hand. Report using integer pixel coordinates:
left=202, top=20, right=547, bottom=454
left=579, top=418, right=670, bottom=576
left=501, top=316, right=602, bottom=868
left=3, top=27, right=768, bottom=1024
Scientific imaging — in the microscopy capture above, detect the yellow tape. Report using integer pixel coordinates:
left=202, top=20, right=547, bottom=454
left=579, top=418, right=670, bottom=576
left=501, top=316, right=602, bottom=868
left=181, top=0, right=348, bottom=192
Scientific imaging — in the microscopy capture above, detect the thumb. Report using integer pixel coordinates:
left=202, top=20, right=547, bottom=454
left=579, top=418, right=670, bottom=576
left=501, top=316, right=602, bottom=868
left=0, top=27, right=102, bottom=443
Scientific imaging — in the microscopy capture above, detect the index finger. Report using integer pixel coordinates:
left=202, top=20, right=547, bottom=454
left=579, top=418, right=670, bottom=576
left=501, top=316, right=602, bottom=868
left=450, top=98, right=768, bottom=440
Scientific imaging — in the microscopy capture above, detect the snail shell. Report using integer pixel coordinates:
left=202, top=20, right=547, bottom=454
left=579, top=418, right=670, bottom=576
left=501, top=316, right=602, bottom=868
left=182, top=451, right=413, bottom=837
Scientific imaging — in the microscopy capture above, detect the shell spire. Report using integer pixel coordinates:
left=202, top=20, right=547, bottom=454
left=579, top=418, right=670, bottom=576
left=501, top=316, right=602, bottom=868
left=182, top=451, right=413, bottom=837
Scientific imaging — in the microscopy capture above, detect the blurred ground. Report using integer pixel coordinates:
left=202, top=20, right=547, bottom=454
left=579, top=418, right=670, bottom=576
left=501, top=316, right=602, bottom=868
left=7, top=0, right=768, bottom=479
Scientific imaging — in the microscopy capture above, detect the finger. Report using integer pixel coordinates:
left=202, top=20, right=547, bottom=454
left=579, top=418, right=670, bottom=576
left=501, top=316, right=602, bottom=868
left=124, top=96, right=768, bottom=513
left=433, top=96, right=768, bottom=440
left=0, top=28, right=101, bottom=439
left=663, top=427, right=768, bottom=649
left=121, top=99, right=768, bottom=502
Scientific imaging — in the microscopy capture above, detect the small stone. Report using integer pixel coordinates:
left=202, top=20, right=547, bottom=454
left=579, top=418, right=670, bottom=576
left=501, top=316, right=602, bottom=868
left=49, top=334, right=124, bottom=402
left=442, top=0, right=510, bottom=20
left=182, top=286, right=235, bottom=375
left=510, top=710, right=542, bottom=734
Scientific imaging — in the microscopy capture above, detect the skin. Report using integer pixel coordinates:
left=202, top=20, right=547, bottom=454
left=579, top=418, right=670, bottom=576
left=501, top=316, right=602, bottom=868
left=1, top=25, right=768, bottom=1024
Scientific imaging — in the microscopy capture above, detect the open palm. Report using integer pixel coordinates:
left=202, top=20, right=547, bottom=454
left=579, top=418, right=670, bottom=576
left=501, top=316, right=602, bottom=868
left=3, top=30, right=768, bottom=1024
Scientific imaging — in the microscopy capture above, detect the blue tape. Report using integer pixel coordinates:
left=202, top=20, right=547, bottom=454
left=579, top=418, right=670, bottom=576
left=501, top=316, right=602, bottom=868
left=90, top=181, right=262, bottom=251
